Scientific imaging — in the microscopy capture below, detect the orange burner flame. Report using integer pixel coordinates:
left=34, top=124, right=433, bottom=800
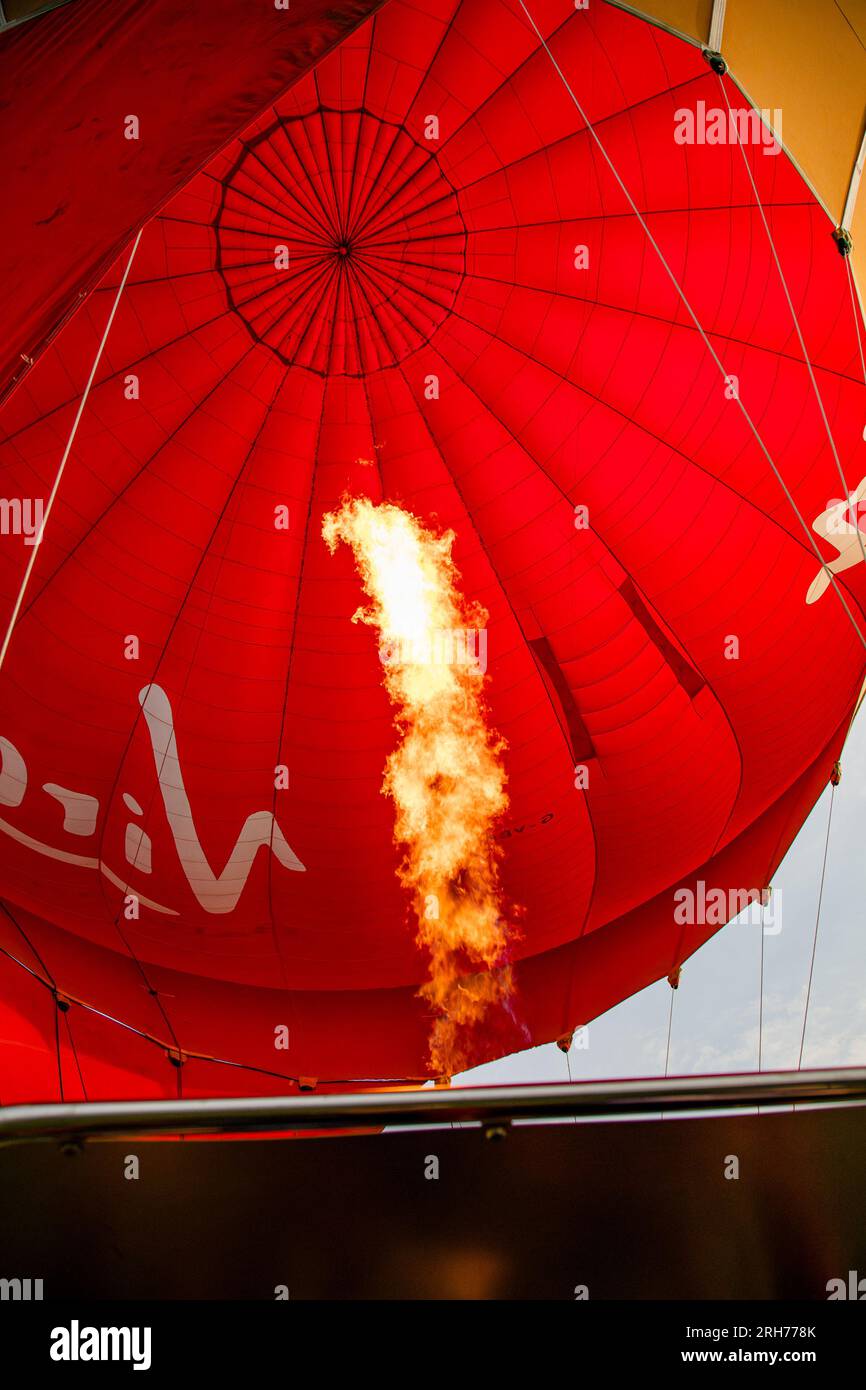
left=322, top=497, right=514, bottom=1075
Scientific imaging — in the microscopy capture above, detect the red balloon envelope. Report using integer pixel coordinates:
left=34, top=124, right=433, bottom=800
left=1, top=0, right=865, bottom=1101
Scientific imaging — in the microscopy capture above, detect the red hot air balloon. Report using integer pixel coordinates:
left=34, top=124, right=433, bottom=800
left=0, top=0, right=865, bottom=1100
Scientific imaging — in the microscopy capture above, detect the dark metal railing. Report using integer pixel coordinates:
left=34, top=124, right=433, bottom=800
left=1, top=1067, right=865, bottom=1147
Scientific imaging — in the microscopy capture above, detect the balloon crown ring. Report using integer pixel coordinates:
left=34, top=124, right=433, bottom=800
left=215, top=108, right=467, bottom=374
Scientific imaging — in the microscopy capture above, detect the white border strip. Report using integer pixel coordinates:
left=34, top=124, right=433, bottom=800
left=842, top=127, right=866, bottom=234
left=708, top=0, right=727, bottom=53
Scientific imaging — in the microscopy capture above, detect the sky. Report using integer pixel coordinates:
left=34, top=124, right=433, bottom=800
left=458, top=692, right=866, bottom=1088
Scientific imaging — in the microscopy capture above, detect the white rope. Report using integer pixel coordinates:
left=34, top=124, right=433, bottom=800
left=0, top=228, right=143, bottom=675
left=564, top=1044, right=578, bottom=1124
left=845, top=255, right=866, bottom=388
left=797, top=784, right=836, bottom=1069
left=660, top=983, right=675, bottom=1121
left=708, top=0, right=726, bottom=54
left=758, top=901, right=764, bottom=1073
left=717, top=77, right=866, bottom=577
left=663, top=984, right=675, bottom=1075
left=515, top=0, right=866, bottom=653
left=838, top=251, right=866, bottom=747
left=841, top=256, right=866, bottom=745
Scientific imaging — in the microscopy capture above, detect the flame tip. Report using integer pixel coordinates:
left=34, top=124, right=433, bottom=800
left=322, top=496, right=517, bottom=1073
